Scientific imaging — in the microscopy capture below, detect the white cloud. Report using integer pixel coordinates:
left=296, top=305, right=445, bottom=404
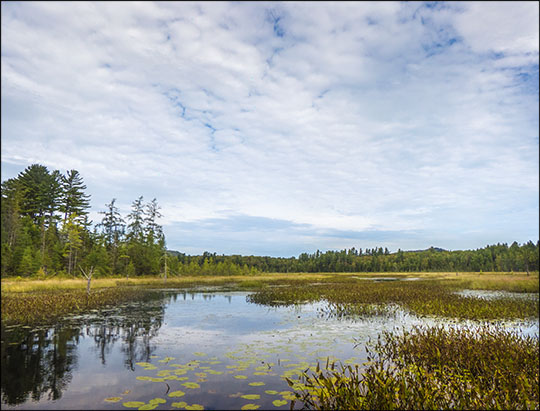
left=1, top=1, right=538, bottom=255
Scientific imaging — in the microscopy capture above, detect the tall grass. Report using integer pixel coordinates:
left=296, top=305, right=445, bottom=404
left=289, top=325, right=539, bottom=410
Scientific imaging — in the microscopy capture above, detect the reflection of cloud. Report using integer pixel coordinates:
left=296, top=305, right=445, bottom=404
left=2, top=2, right=538, bottom=255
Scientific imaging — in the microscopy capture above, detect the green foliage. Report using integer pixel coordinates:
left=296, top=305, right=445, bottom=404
left=1, top=163, right=167, bottom=279
left=290, top=325, right=539, bottom=410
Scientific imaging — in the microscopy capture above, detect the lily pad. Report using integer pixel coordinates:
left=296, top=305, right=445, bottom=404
left=240, top=394, right=260, bottom=400
left=149, top=398, right=166, bottom=404
left=185, top=405, right=204, bottom=410
left=104, top=397, right=122, bottom=403
left=241, top=405, right=260, bottom=410
left=272, top=399, right=288, bottom=407
left=123, top=401, right=146, bottom=408
left=265, top=390, right=279, bottom=395
left=171, top=401, right=188, bottom=409
left=138, top=404, right=158, bottom=410
left=168, top=390, right=186, bottom=398
left=248, top=382, right=265, bottom=386
left=182, top=382, right=200, bottom=389
left=234, top=375, right=247, bottom=379
left=193, top=352, right=207, bottom=357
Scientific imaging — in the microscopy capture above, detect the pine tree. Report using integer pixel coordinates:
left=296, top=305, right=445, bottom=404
left=59, top=169, right=91, bottom=225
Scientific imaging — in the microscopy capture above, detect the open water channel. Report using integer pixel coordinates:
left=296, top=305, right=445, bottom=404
left=1, top=287, right=538, bottom=410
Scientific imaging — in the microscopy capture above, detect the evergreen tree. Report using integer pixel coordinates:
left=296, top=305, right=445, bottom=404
left=59, top=169, right=91, bottom=225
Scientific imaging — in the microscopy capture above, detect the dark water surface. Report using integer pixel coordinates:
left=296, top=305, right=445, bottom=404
left=1, top=289, right=538, bottom=410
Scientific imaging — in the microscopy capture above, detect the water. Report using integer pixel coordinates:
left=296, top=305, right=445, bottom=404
left=1, top=289, right=538, bottom=410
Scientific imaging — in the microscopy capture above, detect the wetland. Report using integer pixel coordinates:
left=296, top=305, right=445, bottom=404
left=1, top=273, right=539, bottom=410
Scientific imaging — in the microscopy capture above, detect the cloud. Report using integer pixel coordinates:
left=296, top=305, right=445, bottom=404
left=1, top=2, right=538, bottom=255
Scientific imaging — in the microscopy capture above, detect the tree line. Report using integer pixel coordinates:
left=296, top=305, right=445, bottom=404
left=168, top=242, right=538, bottom=275
left=2, top=163, right=538, bottom=278
left=1, top=164, right=166, bottom=278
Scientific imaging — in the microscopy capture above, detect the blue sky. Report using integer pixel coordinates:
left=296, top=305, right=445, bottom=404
left=1, top=1, right=538, bottom=257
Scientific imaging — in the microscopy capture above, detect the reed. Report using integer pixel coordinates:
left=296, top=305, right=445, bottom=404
left=289, top=324, right=539, bottom=410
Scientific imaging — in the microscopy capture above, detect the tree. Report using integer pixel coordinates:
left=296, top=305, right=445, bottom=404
left=59, top=170, right=91, bottom=226
left=62, top=214, right=83, bottom=276
left=97, top=199, right=125, bottom=274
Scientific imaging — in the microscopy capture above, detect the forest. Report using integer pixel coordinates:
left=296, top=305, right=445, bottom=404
left=1, top=164, right=538, bottom=278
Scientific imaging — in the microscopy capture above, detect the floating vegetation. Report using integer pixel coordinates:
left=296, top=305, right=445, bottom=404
left=241, top=394, right=261, bottom=400
left=241, top=404, right=260, bottom=410
left=272, top=399, right=288, bottom=406
left=122, top=401, right=146, bottom=408
left=248, top=382, right=265, bottom=386
left=182, top=382, right=200, bottom=389
left=104, top=397, right=122, bottom=403
left=288, top=324, right=539, bottom=410
left=168, top=390, right=186, bottom=398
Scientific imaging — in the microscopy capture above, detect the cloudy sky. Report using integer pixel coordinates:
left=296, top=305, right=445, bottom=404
left=1, top=1, right=538, bottom=257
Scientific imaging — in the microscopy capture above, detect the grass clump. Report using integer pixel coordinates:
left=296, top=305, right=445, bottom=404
left=1, top=287, right=153, bottom=326
left=289, top=325, right=539, bottom=410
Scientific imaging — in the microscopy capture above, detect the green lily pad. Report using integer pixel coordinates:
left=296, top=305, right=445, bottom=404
left=182, top=382, right=200, bottom=389
left=241, top=394, right=260, bottom=400
left=149, top=398, right=166, bottom=404
left=138, top=404, right=158, bottom=410
left=207, top=370, right=223, bottom=375
left=104, top=397, right=122, bottom=403
left=248, top=382, right=265, bottom=386
left=193, top=352, right=207, bottom=357
left=241, top=405, right=260, bottom=410
left=272, top=400, right=288, bottom=407
left=265, top=390, right=279, bottom=395
left=168, top=390, right=186, bottom=398
left=185, top=405, right=204, bottom=410
left=171, top=401, right=188, bottom=409
left=234, top=375, right=247, bottom=379
left=123, top=401, right=146, bottom=408
left=135, top=362, right=152, bottom=367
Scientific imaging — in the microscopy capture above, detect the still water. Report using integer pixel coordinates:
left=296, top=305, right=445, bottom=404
left=1, top=289, right=538, bottom=410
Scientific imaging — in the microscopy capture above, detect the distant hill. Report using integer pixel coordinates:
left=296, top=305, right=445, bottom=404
left=403, top=247, right=447, bottom=253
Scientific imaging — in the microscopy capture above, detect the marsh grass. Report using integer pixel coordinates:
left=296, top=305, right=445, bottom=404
left=1, top=287, right=153, bottom=325
left=247, top=278, right=539, bottom=320
left=289, top=325, right=539, bottom=410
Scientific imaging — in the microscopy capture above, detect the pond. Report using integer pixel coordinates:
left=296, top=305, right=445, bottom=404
left=1, top=288, right=538, bottom=410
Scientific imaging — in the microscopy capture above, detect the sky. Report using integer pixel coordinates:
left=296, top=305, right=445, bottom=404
left=1, top=1, right=539, bottom=257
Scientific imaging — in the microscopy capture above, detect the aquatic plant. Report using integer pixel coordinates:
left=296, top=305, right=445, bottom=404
left=288, top=324, right=539, bottom=410
left=247, top=278, right=539, bottom=320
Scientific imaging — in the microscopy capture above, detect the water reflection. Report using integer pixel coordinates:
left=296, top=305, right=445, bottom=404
left=1, top=293, right=166, bottom=406
left=1, top=325, right=79, bottom=405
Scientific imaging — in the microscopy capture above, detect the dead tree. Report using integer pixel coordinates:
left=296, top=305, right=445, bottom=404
left=80, top=266, right=95, bottom=295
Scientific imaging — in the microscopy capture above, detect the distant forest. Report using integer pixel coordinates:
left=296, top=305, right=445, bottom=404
left=1, top=164, right=538, bottom=278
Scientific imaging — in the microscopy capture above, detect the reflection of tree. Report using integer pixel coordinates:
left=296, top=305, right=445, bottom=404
left=85, top=296, right=166, bottom=370
left=1, top=323, right=80, bottom=405
left=1, top=292, right=167, bottom=406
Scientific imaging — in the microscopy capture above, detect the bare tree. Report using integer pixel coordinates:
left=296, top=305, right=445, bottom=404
left=79, top=266, right=95, bottom=295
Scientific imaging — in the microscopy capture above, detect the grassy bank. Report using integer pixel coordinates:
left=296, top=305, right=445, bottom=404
left=289, top=324, right=539, bottom=410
